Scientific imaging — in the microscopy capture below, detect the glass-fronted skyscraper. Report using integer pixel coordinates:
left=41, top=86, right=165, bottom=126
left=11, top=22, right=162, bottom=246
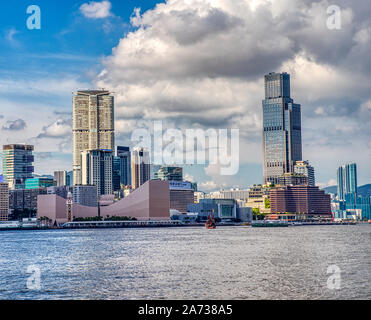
left=113, top=146, right=131, bottom=191
left=2, top=144, right=34, bottom=189
left=337, top=163, right=357, bottom=200
left=262, top=73, right=302, bottom=184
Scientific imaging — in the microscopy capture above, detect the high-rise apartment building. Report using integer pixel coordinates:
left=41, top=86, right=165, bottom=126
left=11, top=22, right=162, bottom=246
left=154, top=166, right=183, bottom=181
left=54, top=171, right=67, bottom=186
left=294, top=160, right=315, bottom=186
left=2, top=144, right=34, bottom=189
left=72, top=185, right=98, bottom=207
left=81, top=149, right=113, bottom=197
left=113, top=146, right=131, bottom=191
left=0, top=183, right=9, bottom=221
left=131, top=148, right=150, bottom=190
left=72, top=90, right=114, bottom=185
left=262, top=72, right=302, bottom=184
left=337, top=163, right=357, bottom=200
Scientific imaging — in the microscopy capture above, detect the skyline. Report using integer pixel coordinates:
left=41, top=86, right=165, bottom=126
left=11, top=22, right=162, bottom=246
left=0, top=0, right=370, bottom=191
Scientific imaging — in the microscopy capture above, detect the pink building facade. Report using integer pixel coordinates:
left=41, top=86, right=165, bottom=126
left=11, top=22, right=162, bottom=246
left=37, top=180, right=170, bottom=224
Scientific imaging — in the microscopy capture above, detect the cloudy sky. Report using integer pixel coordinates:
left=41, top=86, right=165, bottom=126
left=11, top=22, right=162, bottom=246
left=0, top=0, right=370, bottom=191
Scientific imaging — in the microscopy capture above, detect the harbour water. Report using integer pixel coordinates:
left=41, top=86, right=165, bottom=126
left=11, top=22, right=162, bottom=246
left=0, top=225, right=370, bottom=300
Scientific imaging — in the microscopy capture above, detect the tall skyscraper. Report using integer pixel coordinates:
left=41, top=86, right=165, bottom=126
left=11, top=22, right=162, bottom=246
left=54, top=170, right=67, bottom=186
left=294, top=160, right=315, bottom=186
left=113, top=146, right=131, bottom=191
left=131, top=148, right=150, bottom=190
left=337, top=163, right=357, bottom=200
left=2, top=144, right=34, bottom=189
left=81, top=149, right=113, bottom=197
left=72, top=90, right=114, bottom=185
left=262, top=72, right=302, bottom=184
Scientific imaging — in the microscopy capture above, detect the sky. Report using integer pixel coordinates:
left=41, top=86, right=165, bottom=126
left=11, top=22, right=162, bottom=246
left=0, top=0, right=370, bottom=192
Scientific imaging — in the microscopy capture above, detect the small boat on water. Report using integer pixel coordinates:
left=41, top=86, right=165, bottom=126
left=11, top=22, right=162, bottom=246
left=205, top=215, right=216, bottom=229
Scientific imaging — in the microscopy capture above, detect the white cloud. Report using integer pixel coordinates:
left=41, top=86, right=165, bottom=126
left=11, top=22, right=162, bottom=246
left=2, top=119, right=26, bottom=131
left=80, top=1, right=112, bottom=19
left=38, top=119, right=71, bottom=139
left=198, top=180, right=218, bottom=192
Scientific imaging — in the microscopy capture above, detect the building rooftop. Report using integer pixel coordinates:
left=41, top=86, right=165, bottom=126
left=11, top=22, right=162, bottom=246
left=73, top=90, right=112, bottom=96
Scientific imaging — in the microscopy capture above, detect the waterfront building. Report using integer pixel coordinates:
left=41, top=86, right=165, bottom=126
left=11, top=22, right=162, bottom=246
left=344, top=193, right=371, bottom=220
left=54, top=171, right=67, bottom=186
left=0, top=183, right=9, bottom=221
left=72, top=185, right=98, bottom=207
left=72, top=90, right=114, bottom=185
left=131, top=148, right=150, bottom=190
left=337, top=163, right=357, bottom=200
left=262, top=72, right=302, bottom=184
left=294, top=160, right=315, bottom=186
left=81, top=149, right=113, bottom=197
left=169, top=180, right=195, bottom=213
left=113, top=146, right=131, bottom=191
left=245, top=185, right=272, bottom=214
left=236, top=207, right=253, bottom=222
left=9, top=188, right=47, bottom=214
left=47, top=186, right=70, bottom=199
left=187, top=199, right=237, bottom=221
left=270, top=185, right=331, bottom=216
left=2, top=144, right=34, bottom=189
left=277, top=173, right=308, bottom=186
left=25, top=177, right=54, bottom=189
left=207, top=188, right=250, bottom=201
left=154, top=166, right=183, bottom=181
left=38, top=180, right=170, bottom=224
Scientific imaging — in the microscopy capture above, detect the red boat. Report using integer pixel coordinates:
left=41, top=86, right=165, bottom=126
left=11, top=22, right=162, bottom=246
left=205, top=215, right=216, bottom=229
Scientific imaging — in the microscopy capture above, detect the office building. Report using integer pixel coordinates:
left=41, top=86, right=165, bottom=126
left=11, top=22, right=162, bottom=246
left=113, top=146, right=131, bottom=191
left=9, top=188, right=47, bottom=213
left=72, top=90, right=114, bottom=185
left=67, top=171, right=73, bottom=186
left=2, top=144, right=34, bottom=189
left=169, top=181, right=195, bottom=213
left=0, top=183, right=9, bottom=221
left=245, top=185, right=271, bottom=214
left=47, top=186, right=70, bottom=199
left=54, top=171, right=68, bottom=186
left=294, top=160, right=315, bottom=186
left=278, top=173, right=308, bottom=186
left=344, top=193, right=371, bottom=220
left=81, top=149, right=113, bottom=197
left=25, top=177, right=54, bottom=189
left=131, top=148, right=150, bottom=189
left=262, top=72, right=302, bottom=184
left=187, top=199, right=237, bottom=221
left=270, top=185, right=331, bottom=216
left=337, top=163, right=357, bottom=200
left=72, top=185, right=98, bottom=207
left=154, top=166, right=183, bottom=181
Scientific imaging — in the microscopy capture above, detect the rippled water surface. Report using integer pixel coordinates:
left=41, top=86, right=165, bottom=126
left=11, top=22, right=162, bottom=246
left=0, top=225, right=370, bottom=300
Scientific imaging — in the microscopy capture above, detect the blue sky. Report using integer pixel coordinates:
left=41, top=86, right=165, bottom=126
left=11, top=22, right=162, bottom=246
left=0, top=0, right=370, bottom=191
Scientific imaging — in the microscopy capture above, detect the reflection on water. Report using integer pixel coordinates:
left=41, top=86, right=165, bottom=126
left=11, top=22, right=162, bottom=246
left=0, top=225, right=370, bottom=300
